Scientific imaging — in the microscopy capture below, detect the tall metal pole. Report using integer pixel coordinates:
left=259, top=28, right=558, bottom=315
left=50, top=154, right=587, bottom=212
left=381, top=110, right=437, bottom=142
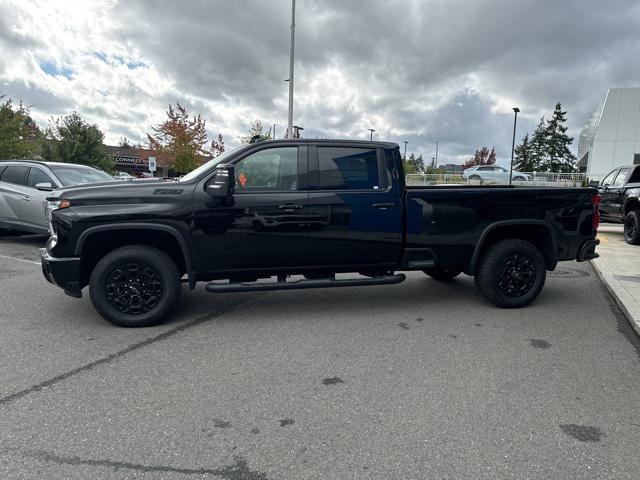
left=434, top=141, right=439, bottom=168
left=509, top=107, right=520, bottom=186
left=404, top=141, right=408, bottom=160
left=287, top=0, right=296, bottom=138
left=368, top=129, right=375, bottom=141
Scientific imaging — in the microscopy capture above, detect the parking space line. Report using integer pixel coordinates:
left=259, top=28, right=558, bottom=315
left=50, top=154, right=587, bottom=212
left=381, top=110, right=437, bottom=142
left=0, top=254, right=41, bottom=266
left=0, top=294, right=268, bottom=407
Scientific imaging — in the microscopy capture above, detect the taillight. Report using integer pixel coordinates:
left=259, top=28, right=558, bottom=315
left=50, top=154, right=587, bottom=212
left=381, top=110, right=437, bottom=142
left=591, top=194, right=601, bottom=230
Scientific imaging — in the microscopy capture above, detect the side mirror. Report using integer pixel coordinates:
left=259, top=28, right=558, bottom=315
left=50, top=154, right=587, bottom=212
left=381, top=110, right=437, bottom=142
left=206, top=163, right=235, bottom=198
left=588, top=180, right=600, bottom=188
left=35, top=182, right=54, bottom=191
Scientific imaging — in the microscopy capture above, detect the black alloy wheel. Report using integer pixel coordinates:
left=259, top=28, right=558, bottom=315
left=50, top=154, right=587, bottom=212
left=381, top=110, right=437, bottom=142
left=496, top=253, right=536, bottom=297
left=105, top=261, right=163, bottom=315
left=475, top=239, right=546, bottom=308
left=624, top=211, right=640, bottom=245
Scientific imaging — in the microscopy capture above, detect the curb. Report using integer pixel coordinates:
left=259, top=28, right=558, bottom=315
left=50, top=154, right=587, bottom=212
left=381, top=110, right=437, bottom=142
left=591, top=258, right=640, bottom=337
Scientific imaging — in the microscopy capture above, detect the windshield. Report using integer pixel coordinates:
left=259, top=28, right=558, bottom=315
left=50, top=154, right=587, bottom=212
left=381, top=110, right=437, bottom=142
left=180, top=145, right=249, bottom=182
left=50, top=166, right=114, bottom=186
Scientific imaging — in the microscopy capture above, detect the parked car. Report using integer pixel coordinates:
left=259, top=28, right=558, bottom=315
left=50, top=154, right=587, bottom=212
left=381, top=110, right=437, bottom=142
left=113, top=171, right=137, bottom=181
left=463, top=165, right=531, bottom=183
left=42, top=139, right=600, bottom=327
left=0, top=160, right=114, bottom=235
left=590, top=165, right=640, bottom=244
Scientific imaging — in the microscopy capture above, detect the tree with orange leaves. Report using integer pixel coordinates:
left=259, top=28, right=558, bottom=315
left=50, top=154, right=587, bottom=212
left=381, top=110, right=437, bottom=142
left=147, top=102, right=208, bottom=174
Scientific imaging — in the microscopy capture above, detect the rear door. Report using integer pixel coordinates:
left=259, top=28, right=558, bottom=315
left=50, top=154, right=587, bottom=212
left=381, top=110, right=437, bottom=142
left=0, top=165, right=31, bottom=229
left=306, top=145, right=403, bottom=267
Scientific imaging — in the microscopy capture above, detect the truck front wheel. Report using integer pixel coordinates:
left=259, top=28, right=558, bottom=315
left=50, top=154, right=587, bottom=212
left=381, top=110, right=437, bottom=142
left=624, top=211, right=640, bottom=245
left=474, top=239, right=546, bottom=308
left=89, top=245, right=181, bottom=327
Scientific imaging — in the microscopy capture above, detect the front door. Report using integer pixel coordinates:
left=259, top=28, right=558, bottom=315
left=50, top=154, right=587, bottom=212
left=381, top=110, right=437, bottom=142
left=193, top=145, right=310, bottom=275
left=306, top=145, right=403, bottom=268
left=600, top=168, right=629, bottom=222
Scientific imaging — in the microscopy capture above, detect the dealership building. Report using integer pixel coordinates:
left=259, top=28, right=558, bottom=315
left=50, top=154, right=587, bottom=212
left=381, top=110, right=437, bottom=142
left=577, top=87, right=640, bottom=175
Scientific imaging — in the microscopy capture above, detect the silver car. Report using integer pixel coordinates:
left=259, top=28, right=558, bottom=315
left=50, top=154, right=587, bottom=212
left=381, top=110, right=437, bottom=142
left=463, top=165, right=531, bottom=183
left=0, top=160, right=114, bottom=235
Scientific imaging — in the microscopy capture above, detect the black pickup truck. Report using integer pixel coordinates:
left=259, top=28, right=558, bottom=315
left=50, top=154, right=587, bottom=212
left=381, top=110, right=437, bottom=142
left=42, top=139, right=600, bottom=327
left=591, top=164, right=640, bottom=244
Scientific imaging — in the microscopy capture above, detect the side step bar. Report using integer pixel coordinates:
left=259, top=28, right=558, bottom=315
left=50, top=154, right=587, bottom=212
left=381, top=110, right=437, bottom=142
left=206, top=274, right=406, bottom=293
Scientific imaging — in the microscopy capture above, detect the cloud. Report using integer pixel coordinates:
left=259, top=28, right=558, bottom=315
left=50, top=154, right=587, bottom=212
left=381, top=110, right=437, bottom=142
left=1, top=0, right=639, bottom=164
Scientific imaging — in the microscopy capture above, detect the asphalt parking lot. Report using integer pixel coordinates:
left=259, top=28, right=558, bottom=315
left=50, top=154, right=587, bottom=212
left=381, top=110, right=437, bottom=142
left=1, top=234, right=640, bottom=479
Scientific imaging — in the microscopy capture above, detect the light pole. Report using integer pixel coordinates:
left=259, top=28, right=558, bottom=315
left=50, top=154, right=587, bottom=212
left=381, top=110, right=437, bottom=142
left=434, top=141, right=439, bottom=168
left=368, top=129, right=375, bottom=141
left=509, top=107, right=520, bottom=186
left=403, top=141, right=408, bottom=160
left=287, top=0, right=296, bottom=138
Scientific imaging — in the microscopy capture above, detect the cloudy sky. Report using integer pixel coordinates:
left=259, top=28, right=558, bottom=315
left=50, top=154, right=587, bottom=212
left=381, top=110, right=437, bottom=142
left=1, top=0, right=639, bottom=166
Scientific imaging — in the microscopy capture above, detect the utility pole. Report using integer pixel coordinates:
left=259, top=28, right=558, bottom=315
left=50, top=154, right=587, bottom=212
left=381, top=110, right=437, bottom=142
left=287, top=0, right=296, bottom=139
left=509, top=107, right=520, bottom=186
left=434, top=141, right=439, bottom=168
left=368, top=129, right=375, bottom=141
left=403, top=141, right=408, bottom=160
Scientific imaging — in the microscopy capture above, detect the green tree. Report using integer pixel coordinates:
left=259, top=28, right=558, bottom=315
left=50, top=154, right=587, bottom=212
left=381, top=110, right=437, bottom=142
left=407, top=153, right=425, bottom=173
left=513, top=134, right=536, bottom=172
left=544, top=102, right=576, bottom=172
left=240, top=120, right=271, bottom=144
left=42, top=111, right=113, bottom=171
left=528, top=117, right=548, bottom=172
left=147, top=102, right=208, bottom=174
left=403, top=157, right=417, bottom=174
left=0, top=97, right=41, bottom=159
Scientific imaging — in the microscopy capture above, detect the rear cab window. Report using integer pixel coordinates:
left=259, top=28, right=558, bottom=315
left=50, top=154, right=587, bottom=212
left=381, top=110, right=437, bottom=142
left=314, top=147, right=381, bottom=190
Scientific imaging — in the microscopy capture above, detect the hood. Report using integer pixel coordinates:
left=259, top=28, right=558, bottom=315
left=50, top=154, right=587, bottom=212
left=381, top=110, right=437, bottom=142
left=46, top=179, right=188, bottom=203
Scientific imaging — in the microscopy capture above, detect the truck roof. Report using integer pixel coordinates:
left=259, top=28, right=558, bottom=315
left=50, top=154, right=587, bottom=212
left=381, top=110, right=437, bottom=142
left=254, top=139, right=399, bottom=149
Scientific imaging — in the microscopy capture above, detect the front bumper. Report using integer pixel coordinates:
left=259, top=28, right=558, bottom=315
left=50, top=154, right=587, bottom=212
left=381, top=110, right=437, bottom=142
left=576, top=238, right=600, bottom=262
left=41, top=249, right=83, bottom=298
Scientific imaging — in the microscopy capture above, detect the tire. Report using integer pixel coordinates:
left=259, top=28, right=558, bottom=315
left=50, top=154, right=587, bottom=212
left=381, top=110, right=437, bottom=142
left=624, top=210, right=640, bottom=245
left=423, top=268, right=462, bottom=281
left=469, top=175, right=481, bottom=181
left=474, top=239, right=546, bottom=308
left=513, top=176, right=525, bottom=182
left=89, top=245, right=181, bottom=327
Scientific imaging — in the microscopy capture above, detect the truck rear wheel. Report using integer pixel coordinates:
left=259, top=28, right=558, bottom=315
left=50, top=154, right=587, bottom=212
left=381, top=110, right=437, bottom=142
left=423, top=268, right=462, bottom=281
left=624, top=210, right=640, bottom=245
left=89, top=245, right=181, bottom=327
left=474, top=239, right=546, bottom=308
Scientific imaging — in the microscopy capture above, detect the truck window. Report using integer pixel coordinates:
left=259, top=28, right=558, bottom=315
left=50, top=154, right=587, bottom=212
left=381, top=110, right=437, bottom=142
left=601, top=170, right=617, bottom=187
left=629, top=166, right=640, bottom=183
left=234, top=147, right=298, bottom=191
left=317, top=147, right=379, bottom=190
left=612, top=168, right=631, bottom=188
left=0, top=165, right=30, bottom=186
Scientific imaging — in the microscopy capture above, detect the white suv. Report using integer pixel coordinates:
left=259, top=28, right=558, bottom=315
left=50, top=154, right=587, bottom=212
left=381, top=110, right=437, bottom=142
left=463, top=165, right=531, bottom=183
left=0, top=160, right=114, bottom=235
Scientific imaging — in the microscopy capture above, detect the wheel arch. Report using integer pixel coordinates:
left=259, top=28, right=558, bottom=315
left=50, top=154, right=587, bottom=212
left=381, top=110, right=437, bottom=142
left=76, top=223, right=196, bottom=289
left=624, top=195, right=640, bottom=216
left=468, top=220, right=558, bottom=275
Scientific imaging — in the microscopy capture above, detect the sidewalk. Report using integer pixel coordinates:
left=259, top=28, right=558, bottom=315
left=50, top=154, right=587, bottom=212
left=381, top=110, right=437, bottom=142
left=592, top=224, right=640, bottom=336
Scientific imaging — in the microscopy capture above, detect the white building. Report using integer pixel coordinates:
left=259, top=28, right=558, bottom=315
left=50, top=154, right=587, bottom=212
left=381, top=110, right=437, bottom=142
left=577, top=87, right=640, bottom=175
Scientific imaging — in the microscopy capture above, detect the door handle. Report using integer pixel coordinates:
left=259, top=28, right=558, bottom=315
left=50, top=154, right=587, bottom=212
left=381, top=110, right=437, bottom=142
left=21, top=195, right=31, bottom=201
left=278, top=203, right=303, bottom=210
left=372, top=203, right=395, bottom=209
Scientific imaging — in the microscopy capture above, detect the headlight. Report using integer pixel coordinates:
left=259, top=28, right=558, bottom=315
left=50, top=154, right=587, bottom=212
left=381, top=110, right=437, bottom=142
left=46, top=199, right=70, bottom=243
